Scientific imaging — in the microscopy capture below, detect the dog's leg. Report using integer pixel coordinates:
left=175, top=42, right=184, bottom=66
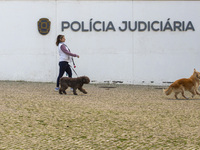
left=78, top=87, right=87, bottom=94
left=181, top=90, right=189, bottom=99
left=194, top=84, right=200, bottom=95
left=189, top=88, right=196, bottom=98
left=196, top=89, right=200, bottom=95
left=73, top=88, right=78, bottom=95
left=59, top=88, right=63, bottom=94
left=59, top=86, right=68, bottom=95
left=63, top=90, right=67, bottom=95
left=175, top=92, right=179, bottom=99
left=63, top=85, right=68, bottom=95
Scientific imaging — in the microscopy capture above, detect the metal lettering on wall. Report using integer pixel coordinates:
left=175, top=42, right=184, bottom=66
left=61, top=18, right=195, bottom=32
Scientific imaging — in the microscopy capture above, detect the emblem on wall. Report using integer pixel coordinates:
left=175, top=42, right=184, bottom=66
left=37, top=18, right=51, bottom=35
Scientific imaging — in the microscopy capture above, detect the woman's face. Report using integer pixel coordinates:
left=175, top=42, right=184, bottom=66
left=60, top=36, right=65, bottom=42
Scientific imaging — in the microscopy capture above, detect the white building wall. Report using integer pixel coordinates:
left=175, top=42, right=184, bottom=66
left=0, top=0, right=200, bottom=85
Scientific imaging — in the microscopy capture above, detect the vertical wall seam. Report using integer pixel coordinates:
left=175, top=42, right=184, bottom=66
left=55, top=0, right=58, bottom=82
left=131, top=0, right=134, bottom=84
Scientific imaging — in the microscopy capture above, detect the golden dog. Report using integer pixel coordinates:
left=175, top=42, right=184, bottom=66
left=163, top=69, right=200, bottom=99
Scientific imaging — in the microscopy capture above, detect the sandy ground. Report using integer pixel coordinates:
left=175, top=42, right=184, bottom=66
left=0, top=81, right=200, bottom=149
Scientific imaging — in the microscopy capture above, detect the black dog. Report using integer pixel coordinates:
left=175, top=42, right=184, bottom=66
left=59, top=76, right=90, bottom=95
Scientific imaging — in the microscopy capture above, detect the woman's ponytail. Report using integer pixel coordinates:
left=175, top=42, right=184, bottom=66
left=56, top=35, right=64, bottom=46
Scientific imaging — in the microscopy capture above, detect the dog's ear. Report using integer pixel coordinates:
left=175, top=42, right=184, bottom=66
left=194, top=68, right=196, bottom=72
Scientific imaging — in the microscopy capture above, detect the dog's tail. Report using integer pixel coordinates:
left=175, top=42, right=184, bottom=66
left=163, top=86, right=173, bottom=95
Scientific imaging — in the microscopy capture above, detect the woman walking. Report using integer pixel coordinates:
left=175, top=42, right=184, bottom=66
left=55, top=35, right=79, bottom=91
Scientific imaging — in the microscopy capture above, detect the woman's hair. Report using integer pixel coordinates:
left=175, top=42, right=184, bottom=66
left=56, top=35, right=64, bottom=46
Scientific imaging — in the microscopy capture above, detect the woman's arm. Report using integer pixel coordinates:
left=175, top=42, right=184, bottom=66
left=60, top=44, right=78, bottom=57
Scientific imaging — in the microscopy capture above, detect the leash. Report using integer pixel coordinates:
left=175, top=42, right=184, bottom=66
left=64, top=44, right=76, bottom=68
left=70, top=65, right=78, bottom=77
left=64, top=44, right=79, bottom=77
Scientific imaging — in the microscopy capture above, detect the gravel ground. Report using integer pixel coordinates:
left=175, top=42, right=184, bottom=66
left=0, top=81, right=200, bottom=149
